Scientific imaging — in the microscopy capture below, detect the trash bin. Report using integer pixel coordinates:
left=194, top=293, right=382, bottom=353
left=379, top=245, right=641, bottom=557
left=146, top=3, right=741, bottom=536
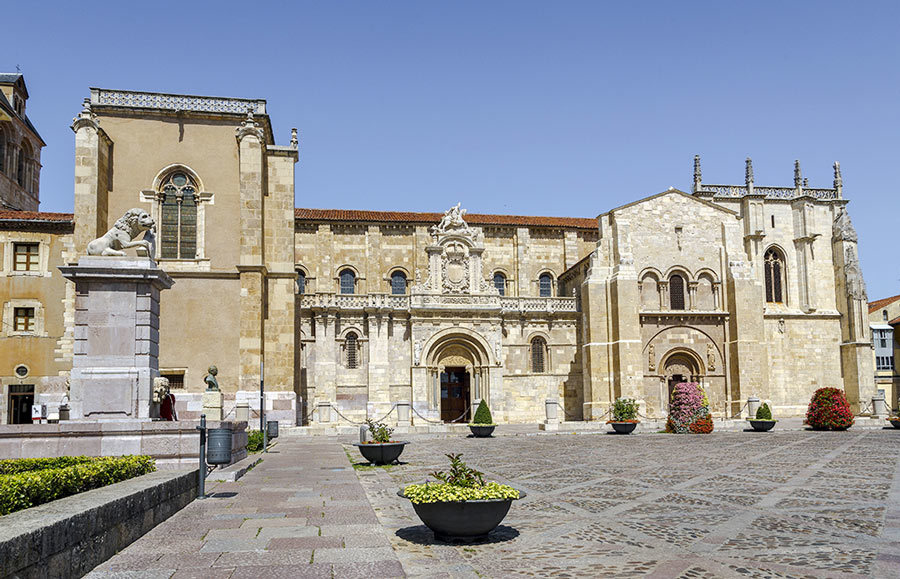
left=267, top=420, right=279, bottom=439
left=207, top=428, right=233, bottom=465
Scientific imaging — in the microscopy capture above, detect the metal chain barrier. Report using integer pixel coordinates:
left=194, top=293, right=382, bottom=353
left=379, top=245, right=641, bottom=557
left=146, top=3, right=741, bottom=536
left=410, top=404, right=472, bottom=425
left=331, top=403, right=397, bottom=426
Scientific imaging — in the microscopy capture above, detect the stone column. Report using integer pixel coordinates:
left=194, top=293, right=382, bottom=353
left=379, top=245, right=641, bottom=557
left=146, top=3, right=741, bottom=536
left=312, top=310, right=337, bottom=419
left=236, top=114, right=267, bottom=394
left=71, top=100, right=113, bottom=254
left=832, top=214, right=876, bottom=412
left=60, top=257, right=174, bottom=420
left=366, top=308, right=392, bottom=418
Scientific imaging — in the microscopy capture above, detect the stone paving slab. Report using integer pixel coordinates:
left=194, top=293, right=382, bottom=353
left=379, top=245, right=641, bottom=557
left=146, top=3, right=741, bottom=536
left=86, top=439, right=404, bottom=579
left=353, top=429, right=900, bottom=578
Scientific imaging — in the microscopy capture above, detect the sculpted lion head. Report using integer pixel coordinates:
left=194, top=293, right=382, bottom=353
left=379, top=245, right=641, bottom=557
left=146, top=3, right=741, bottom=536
left=115, top=208, right=155, bottom=239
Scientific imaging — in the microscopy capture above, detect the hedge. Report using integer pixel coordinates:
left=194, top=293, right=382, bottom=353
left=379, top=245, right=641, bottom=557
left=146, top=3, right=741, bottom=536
left=0, top=456, right=99, bottom=476
left=0, top=455, right=156, bottom=516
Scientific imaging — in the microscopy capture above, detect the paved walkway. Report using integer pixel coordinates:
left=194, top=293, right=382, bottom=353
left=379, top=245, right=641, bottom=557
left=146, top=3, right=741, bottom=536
left=89, top=428, right=900, bottom=578
left=86, top=439, right=404, bottom=578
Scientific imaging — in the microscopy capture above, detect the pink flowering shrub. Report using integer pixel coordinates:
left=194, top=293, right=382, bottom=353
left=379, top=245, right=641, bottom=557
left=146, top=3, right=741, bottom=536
left=805, top=388, right=854, bottom=430
left=666, top=382, right=713, bottom=434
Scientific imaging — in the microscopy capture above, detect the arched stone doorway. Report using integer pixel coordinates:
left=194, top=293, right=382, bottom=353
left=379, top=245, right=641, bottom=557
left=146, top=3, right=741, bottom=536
left=423, top=330, right=493, bottom=423
left=662, top=350, right=704, bottom=403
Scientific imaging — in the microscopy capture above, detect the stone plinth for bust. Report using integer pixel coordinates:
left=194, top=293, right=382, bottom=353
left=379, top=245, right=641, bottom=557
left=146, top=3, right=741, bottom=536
left=59, top=256, right=174, bottom=420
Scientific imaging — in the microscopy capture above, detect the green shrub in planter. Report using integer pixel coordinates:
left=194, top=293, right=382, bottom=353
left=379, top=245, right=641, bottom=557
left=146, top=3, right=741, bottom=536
left=756, top=403, right=772, bottom=420
left=0, top=455, right=155, bottom=516
left=402, top=454, right=518, bottom=503
left=247, top=430, right=265, bottom=452
left=611, top=398, right=639, bottom=422
left=472, top=400, right=494, bottom=425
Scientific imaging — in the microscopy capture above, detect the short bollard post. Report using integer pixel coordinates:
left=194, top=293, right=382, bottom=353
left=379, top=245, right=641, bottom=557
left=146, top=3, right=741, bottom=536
left=397, top=400, right=411, bottom=427
left=872, top=394, right=888, bottom=418
left=196, top=414, right=207, bottom=500
left=747, top=396, right=761, bottom=419
left=359, top=424, right=368, bottom=443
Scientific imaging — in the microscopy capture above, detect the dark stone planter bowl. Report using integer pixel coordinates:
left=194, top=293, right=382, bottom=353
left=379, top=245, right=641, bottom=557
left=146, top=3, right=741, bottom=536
left=748, top=419, right=777, bottom=432
left=888, top=418, right=900, bottom=430
left=398, top=489, right=526, bottom=541
left=352, top=441, right=408, bottom=465
left=469, top=424, right=496, bottom=437
left=608, top=421, right=638, bottom=434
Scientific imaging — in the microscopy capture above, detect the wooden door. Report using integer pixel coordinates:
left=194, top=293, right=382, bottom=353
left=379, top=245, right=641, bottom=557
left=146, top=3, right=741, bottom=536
left=441, top=368, right=471, bottom=422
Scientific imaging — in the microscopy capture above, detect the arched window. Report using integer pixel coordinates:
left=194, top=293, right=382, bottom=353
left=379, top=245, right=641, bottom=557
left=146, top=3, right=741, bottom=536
left=884, top=310, right=889, bottom=321
left=158, top=171, right=198, bottom=259
left=296, top=270, right=306, bottom=294
left=669, top=275, right=685, bottom=310
left=531, top=337, right=546, bottom=373
left=346, top=332, right=359, bottom=369
left=0, top=127, right=6, bottom=174
left=339, top=269, right=356, bottom=294
left=16, top=142, right=27, bottom=187
left=493, top=272, right=506, bottom=296
left=764, top=249, right=785, bottom=303
left=391, top=271, right=407, bottom=295
left=539, top=273, right=553, bottom=297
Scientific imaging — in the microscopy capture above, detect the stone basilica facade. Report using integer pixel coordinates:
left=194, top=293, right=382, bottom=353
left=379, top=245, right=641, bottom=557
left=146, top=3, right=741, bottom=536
left=0, top=85, right=876, bottom=425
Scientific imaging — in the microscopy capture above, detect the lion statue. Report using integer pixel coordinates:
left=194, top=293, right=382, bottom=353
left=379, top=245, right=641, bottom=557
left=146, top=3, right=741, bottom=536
left=86, top=208, right=156, bottom=257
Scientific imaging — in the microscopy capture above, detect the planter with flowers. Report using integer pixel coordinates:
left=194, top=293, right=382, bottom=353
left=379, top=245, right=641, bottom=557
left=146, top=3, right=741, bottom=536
left=748, top=402, right=777, bottom=432
left=607, top=397, right=640, bottom=434
left=888, top=414, right=900, bottom=429
left=398, top=453, right=524, bottom=541
left=805, top=388, right=854, bottom=431
left=352, top=420, right=408, bottom=465
left=666, top=382, right=714, bottom=434
left=469, top=400, right=496, bottom=438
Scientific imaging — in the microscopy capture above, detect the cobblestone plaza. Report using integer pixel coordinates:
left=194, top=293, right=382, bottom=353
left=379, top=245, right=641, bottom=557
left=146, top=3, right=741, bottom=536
left=89, top=429, right=900, bottom=578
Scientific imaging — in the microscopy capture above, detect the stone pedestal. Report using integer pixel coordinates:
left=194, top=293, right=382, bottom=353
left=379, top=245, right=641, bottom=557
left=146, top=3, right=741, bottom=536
left=59, top=256, right=174, bottom=421
left=203, top=390, right=225, bottom=422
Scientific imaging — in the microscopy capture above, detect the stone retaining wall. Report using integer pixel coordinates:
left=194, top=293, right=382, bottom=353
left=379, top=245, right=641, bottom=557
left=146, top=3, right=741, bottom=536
left=0, top=420, right=248, bottom=468
left=0, top=468, right=197, bottom=578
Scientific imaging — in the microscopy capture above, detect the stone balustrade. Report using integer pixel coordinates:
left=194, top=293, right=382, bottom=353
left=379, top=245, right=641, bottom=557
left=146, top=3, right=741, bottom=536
left=298, top=293, right=577, bottom=313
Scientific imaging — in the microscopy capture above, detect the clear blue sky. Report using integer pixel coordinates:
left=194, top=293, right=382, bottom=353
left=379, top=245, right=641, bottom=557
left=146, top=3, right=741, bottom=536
left=5, top=1, right=899, bottom=298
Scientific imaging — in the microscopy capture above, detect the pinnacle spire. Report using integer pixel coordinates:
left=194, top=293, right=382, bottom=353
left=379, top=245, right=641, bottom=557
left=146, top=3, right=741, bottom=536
left=794, top=160, right=802, bottom=188
left=693, top=155, right=702, bottom=192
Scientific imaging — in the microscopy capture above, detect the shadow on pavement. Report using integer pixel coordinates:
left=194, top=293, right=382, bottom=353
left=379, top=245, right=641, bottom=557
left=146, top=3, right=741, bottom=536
left=395, top=524, right=520, bottom=545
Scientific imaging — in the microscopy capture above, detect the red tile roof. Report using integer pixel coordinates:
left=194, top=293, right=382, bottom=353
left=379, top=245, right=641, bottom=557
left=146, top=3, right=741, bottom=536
left=294, top=208, right=597, bottom=230
left=0, top=210, right=74, bottom=221
left=889, top=315, right=900, bottom=326
left=869, top=294, right=900, bottom=314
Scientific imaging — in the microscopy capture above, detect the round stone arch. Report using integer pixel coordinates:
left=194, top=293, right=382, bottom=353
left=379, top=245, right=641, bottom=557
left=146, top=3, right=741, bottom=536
left=421, top=328, right=495, bottom=417
left=422, top=327, right=495, bottom=368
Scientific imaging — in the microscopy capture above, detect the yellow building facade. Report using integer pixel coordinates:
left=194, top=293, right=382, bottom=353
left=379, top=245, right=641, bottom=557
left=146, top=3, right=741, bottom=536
left=0, top=85, right=878, bottom=425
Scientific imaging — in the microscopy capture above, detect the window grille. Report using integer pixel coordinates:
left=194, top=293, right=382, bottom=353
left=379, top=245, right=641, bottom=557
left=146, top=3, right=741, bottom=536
left=764, top=249, right=784, bottom=303
left=158, top=171, right=198, bottom=259
left=669, top=275, right=685, bottom=310
left=161, top=373, right=185, bottom=389
left=391, top=271, right=406, bottom=295
left=296, top=271, right=306, bottom=294
left=13, top=243, right=39, bottom=271
left=877, top=356, right=894, bottom=370
left=493, top=272, right=506, bottom=296
left=531, top=337, right=546, bottom=373
left=340, top=269, right=355, bottom=294
left=14, top=307, right=34, bottom=332
left=346, top=332, right=358, bottom=369
left=539, top=274, right=553, bottom=297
